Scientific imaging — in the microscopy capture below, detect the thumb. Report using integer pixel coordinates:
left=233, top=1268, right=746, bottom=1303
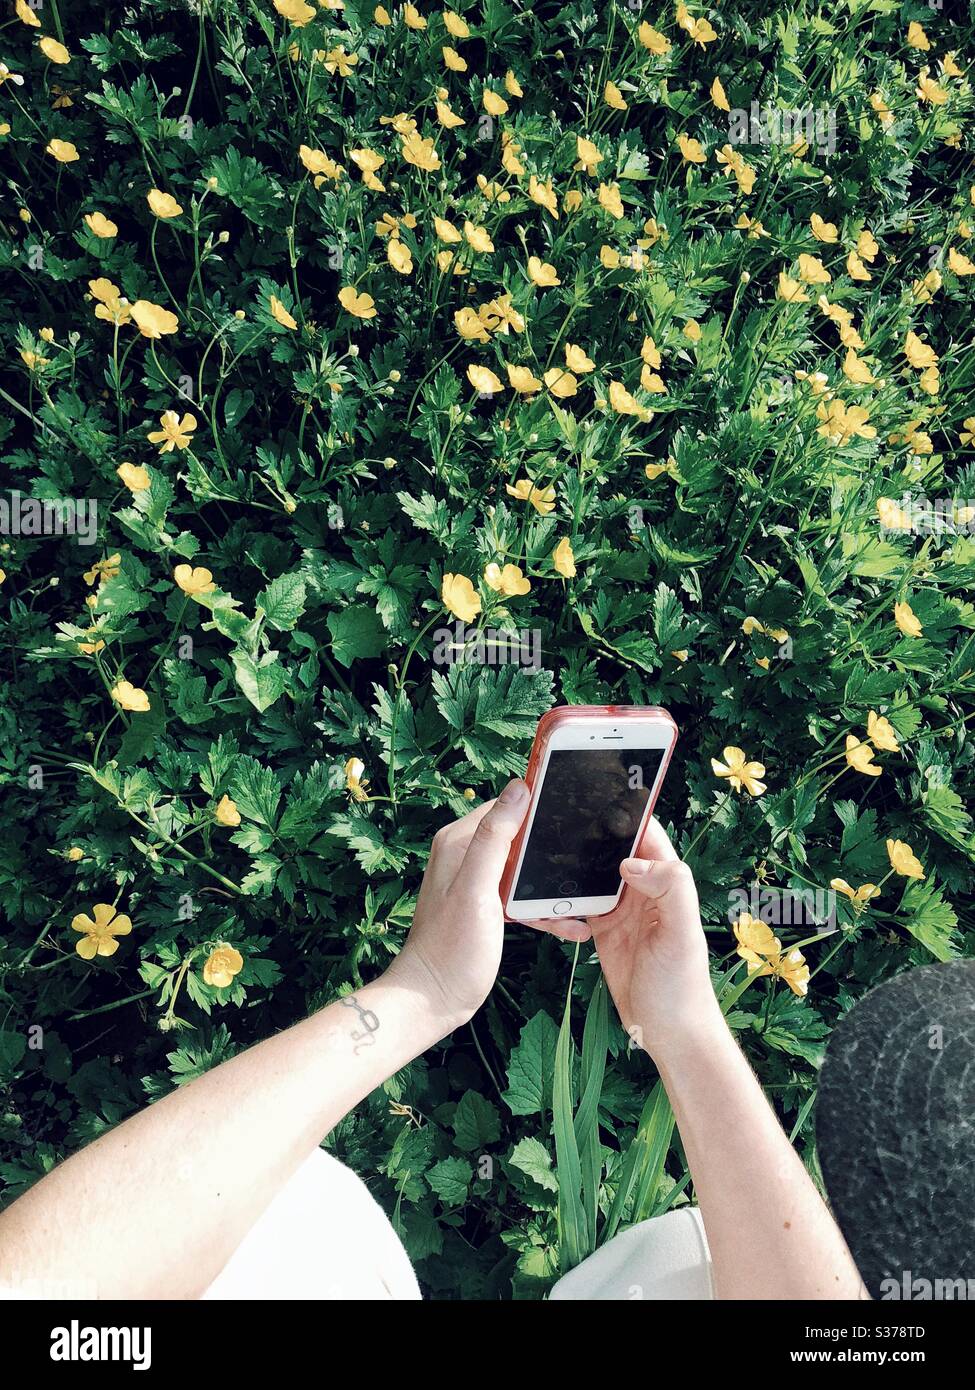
left=456, top=779, right=530, bottom=893
left=620, top=857, right=698, bottom=908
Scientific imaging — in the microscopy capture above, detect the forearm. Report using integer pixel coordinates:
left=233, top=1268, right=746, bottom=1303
left=0, top=970, right=444, bottom=1299
left=654, top=1006, right=865, bottom=1300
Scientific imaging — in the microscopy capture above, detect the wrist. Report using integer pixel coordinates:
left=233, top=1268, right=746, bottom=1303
left=639, top=994, right=730, bottom=1071
left=378, top=953, right=470, bottom=1046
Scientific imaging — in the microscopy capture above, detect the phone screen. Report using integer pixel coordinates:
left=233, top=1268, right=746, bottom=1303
left=513, top=747, right=666, bottom=901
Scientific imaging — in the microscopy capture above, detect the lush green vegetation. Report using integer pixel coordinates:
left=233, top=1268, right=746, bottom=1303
left=1, top=0, right=974, bottom=1296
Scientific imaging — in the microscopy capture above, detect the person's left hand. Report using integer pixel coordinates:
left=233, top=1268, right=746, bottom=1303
left=387, top=780, right=530, bottom=1035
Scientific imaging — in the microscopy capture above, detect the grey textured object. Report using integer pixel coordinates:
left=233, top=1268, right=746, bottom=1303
left=817, top=960, right=975, bottom=1300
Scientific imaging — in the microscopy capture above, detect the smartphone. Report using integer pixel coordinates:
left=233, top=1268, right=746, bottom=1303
left=500, top=705, right=678, bottom=921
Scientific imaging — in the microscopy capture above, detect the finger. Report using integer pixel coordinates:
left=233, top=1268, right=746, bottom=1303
left=455, top=779, right=530, bottom=893
left=630, top=814, right=679, bottom=864
left=511, top=917, right=592, bottom=942
left=422, top=798, right=499, bottom=895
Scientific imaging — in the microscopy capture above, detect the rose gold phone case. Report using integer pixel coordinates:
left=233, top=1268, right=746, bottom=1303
left=499, top=704, right=678, bottom=918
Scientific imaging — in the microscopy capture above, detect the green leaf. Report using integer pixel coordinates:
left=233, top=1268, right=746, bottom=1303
left=502, top=1011, right=559, bottom=1116
left=327, top=605, right=387, bottom=667
left=452, top=1089, right=501, bottom=1152
left=256, top=573, right=306, bottom=631
left=231, top=650, right=288, bottom=711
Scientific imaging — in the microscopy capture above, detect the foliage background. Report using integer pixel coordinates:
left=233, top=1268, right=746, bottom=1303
left=2, top=0, right=975, bottom=1297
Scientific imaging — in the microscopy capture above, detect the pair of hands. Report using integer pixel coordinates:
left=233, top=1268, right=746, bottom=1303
left=388, top=778, right=720, bottom=1060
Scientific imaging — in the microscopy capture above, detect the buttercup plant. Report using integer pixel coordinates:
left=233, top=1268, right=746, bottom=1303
left=0, top=0, right=973, bottom=1295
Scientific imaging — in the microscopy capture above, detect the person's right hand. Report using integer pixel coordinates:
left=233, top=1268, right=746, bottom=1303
left=520, top=818, right=722, bottom=1059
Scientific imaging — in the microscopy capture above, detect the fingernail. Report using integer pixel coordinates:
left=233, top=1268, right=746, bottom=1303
left=622, top=858, right=651, bottom=875
left=499, top=778, right=529, bottom=806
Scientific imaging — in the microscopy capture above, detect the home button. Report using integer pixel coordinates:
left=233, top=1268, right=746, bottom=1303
left=553, top=900, right=573, bottom=915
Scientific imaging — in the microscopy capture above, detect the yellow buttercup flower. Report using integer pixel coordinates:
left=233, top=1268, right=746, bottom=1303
left=434, top=215, right=462, bottom=243
left=484, top=562, right=530, bottom=596
left=903, top=331, right=938, bottom=369
left=894, top=600, right=922, bottom=637
left=815, top=400, right=876, bottom=447
left=116, top=462, right=150, bottom=492
left=401, top=131, right=440, bottom=171
left=464, top=220, right=494, bottom=253
left=344, top=756, right=370, bottom=801
left=843, top=350, right=875, bottom=385
left=299, top=146, right=343, bottom=180
left=677, top=133, right=705, bottom=164
left=338, top=286, right=377, bottom=319
left=443, top=10, right=470, bottom=39
left=565, top=343, right=595, bottom=374
left=575, top=136, right=603, bottom=174
left=131, top=300, right=179, bottom=338
left=374, top=5, right=391, bottom=23
left=733, top=913, right=781, bottom=977
left=215, top=796, right=241, bottom=828
left=529, top=175, right=559, bottom=220
left=544, top=367, right=578, bottom=398
left=948, top=246, right=975, bottom=277
left=506, top=479, right=556, bottom=515
left=527, top=255, right=559, bottom=287
left=598, top=182, right=624, bottom=219
left=436, top=99, right=465, bottom=129
left=640, top=366, right=666, bottom=394
left=147, top=410, right=196, bottom=453
left=638, top=23, right=670, bottom=55
left=682, top=320, right=702, bottom=342
left=322, top=46, right=357, bottom=77
left=887, top=839, right=924, bottom=879
left=147, top=188, right=182, bottom=219
left=455, top=307, right=490, bottom=343
left=867, top=710, right=899, bottom=752
left=443, top=45, right=467, bottom=72
left=203, top=943, right=244, bottom=987
left=505, top=70, right=523, bottom=98
left=404, top=2, right=426, bottom=29
left=857, top=228, right=879, bottom=261
left=830, top=879, right=879, bottom=906
left=111, top=680, right=150, bottom=713
left=552, top=538, right=576, bottom=578
left=39, top=37, right=71, bottom=64
left=608, top=380, right=651, bottom=421
left=797, top=253, right=830, bottom=285
left=46, top=139, right=79, bottom=163
left=506, top=363, right=542, bottom=394
left=810, top=213, right=838, bottom=243
left=467, top=364, right=504, bottom=395
left=845, top=734, right=881, bottom=777
left=174, top=564, right=216, bottom=596
left=906, top=21, right=930, bottom=52
left=876, top=497, right=911, bottom=530
left=916, top=71, right=947, bottom=105
left=710, top=77, right=729, bottom=111
left=275, top=0, right=316, bottom=22
left=483, top=89, right=509, bottom=117
left=71, top=902, right=133, bottom=960
left=711, top=746, right=766, bottom=796
left=604, top=80, right=627, bottom=110
left=15, top=0, right=41, bottom=26
left=83, top=553, right=121, bottom=586
left=84, top=211, right=118, bottom=238
left=387, top=238, right=413, bottom=274
left=442, top=573, right=481, bottom=622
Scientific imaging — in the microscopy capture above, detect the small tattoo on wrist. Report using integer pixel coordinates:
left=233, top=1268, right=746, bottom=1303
left=341, top=994, right=380, bottom=1054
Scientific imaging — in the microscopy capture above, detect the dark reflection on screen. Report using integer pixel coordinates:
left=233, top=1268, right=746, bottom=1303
left=514, top=748, right=665, bottom=900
